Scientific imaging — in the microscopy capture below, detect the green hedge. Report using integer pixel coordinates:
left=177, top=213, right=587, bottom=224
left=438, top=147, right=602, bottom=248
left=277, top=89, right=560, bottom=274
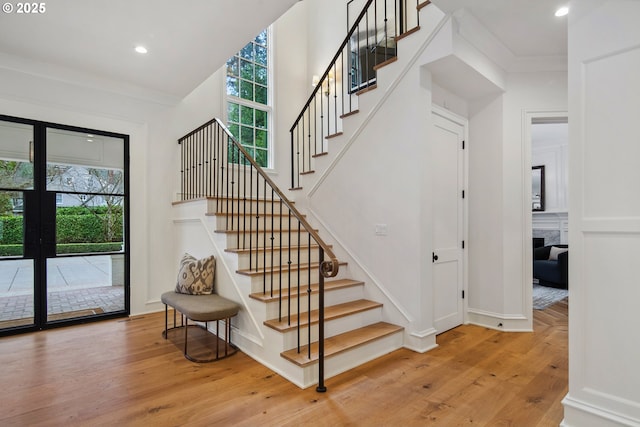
left=56, top=214, right=123, bottom=244
left=56, top=242, right=123, bottom=254
left=0, top=243, right=123, bottom=256
left=57, top=206, right=122, bottom=216
left=0, top=217, right=22, bottom=244
left=0, top=211, right=123, bottom=245
left=0, top=244, right=23, bottom=256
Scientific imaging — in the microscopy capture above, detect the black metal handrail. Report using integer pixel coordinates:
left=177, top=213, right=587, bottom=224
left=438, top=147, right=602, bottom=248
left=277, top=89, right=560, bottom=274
left=178, top=118, right=338, bottom=391
left=290, top=0, right=423, bottom=189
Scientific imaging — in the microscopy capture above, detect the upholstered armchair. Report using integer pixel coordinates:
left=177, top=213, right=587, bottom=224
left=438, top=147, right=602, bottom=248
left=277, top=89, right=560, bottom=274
left=533, top=244, right=568, bottom=289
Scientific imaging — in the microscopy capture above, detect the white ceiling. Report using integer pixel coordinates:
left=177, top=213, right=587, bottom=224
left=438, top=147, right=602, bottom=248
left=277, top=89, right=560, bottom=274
left=432, top=0, right=568, bottom=58
left=0, top=0, right=566, bottom=115
left=0, top=0, right=299, bottom=104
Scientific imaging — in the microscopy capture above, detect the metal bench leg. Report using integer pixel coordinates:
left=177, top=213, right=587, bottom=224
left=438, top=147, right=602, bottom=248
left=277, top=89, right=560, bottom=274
left=184, top=316, right=189, bottom=358
left=164, top=304, right=168, bottom=339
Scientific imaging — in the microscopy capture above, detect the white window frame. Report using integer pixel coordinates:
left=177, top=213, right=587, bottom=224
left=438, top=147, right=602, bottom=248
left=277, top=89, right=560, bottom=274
left=224, top=26, right=275, bottom=171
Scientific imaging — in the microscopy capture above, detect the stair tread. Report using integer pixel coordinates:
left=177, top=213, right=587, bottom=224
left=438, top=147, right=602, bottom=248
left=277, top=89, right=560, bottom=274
left=281, top=322, right=404, bottom=367
left=395, top=26, right=421, bottom=42
left=207, top=212, right=305, bottom=218
left=215, top=228, right=318, bottom=234
left=173, top=196, right=290, bottom=206
left=356, top=84, right=377, bottom=96
left=237, top=260, right=347, bottom=277
left=249, top=279, right=364, bottom=302
left=208, top=196, right=290, bottom=203
left=340, top=109, right=359, bottom=119
left=225, top=243, right=327, bottom=254
left=373, top=56, right=398, bottom=71
left=417, top=0, right=431, bottom=11
left=264, top=299, right=382, bottom=332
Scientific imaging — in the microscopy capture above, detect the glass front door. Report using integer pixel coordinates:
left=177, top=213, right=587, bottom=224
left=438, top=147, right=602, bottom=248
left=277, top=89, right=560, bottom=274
left=0, top=116, right=129, bottom=335
left=0, top=119, right=35, bottom=329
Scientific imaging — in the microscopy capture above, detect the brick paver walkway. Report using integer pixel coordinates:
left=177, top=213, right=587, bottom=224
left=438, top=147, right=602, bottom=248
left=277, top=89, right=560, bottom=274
left=0, top=286, right=125, bottom=321
left=0, top=286, right=124, bottom=321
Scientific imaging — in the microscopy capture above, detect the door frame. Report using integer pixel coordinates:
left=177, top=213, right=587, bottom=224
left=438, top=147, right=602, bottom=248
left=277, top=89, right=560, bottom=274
left=0, top=114, right=130, bottom=336
left=522, top=110, right=568, bottom=318
left=431, top=104, right=469, bottom=333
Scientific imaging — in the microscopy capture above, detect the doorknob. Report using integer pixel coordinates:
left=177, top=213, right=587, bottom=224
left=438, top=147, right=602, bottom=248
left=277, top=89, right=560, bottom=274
left=432, top=252, right=438, bottom=262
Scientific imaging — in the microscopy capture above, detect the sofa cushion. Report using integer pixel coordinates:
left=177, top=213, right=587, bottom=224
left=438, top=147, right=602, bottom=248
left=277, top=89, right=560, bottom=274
left=175, top=253, right=215, bottom=295
left=533, top=260, right=564, bottom=286
left=548, top=246, right=568, bottom=261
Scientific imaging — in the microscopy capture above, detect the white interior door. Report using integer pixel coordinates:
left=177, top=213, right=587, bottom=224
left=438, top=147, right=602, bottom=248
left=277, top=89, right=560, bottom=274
left=432, top=110, right=465, bottom=334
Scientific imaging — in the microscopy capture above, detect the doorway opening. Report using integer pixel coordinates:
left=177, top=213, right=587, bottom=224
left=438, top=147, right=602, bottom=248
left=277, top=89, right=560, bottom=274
left=527, top=115, right=568, bottom=311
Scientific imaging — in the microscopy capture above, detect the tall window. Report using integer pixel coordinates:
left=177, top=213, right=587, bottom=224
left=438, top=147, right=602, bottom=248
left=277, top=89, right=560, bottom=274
left=226, top=28, right=271, bottom=168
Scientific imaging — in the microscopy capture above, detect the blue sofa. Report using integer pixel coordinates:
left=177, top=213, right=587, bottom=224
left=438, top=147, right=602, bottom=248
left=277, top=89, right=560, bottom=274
left=533, top=244, right=568, bottom=289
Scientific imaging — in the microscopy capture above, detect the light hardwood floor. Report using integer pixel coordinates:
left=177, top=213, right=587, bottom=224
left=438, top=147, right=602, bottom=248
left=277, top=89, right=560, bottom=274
left=0, top=300, right=567, bottom=426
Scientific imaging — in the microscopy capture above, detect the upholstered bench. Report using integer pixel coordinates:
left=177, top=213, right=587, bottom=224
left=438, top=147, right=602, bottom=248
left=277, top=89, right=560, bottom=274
left=161, top=291, right=240, bottom=363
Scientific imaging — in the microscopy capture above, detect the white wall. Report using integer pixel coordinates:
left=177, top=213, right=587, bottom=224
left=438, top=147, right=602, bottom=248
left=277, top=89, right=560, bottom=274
left=467, top=95, right=505, bottom=320
left=531, top=122, right=569, bottom=212
left=143, top=2, right=310, bottom=311
left=563, top=0, right=640, bottom=425
left=311, top=59, right=430, bottom=335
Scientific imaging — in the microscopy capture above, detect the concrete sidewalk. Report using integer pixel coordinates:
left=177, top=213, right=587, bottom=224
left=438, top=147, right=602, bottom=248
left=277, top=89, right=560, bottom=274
left=0, top=255, right=125, bottom=323
left=1, top=256, right=115, bottom=296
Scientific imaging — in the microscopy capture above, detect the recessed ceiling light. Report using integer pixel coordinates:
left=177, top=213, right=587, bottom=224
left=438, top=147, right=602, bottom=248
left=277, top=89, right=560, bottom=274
left=135, top=46, right=148, bottom=54
left=555, top=6, right=569, bottom=17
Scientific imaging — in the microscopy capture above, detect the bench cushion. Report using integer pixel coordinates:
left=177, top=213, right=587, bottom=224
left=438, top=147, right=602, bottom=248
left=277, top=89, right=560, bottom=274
left=161, top=292, right=240, bottom=322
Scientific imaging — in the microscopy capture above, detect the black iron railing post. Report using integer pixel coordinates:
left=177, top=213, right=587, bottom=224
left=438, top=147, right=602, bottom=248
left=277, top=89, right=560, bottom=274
left=316, top=247, right=326, bottom=393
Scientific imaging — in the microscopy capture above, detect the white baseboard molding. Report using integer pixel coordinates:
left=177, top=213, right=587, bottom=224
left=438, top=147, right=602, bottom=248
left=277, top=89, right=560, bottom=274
left=562, top=394, right=640, bottom=427
left=467, top=308, right=532, bottom=332
left=229, top=327, right=307, bottom=389
left=404, top=328, right=439, bottom=353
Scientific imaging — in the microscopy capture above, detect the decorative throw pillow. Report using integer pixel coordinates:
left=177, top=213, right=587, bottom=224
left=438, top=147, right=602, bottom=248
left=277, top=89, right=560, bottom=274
left=548, top=246, right=568, bottom=261
left=175, top=253, right=215, bottom=295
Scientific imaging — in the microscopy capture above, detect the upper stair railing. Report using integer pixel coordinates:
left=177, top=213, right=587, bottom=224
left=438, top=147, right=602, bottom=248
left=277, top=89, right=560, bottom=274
left=290, top=0, right=425, bottom=189
left=178, top=118, right=338, bottom=392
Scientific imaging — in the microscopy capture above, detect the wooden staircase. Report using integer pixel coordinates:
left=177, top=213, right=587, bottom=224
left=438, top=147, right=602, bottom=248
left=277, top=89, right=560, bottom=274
left=205, top=196, right=404, bottom=384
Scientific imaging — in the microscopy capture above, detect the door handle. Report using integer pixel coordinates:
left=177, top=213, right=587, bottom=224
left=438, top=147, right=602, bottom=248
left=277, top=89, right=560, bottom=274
left=432, top=252, right=438, bottom=262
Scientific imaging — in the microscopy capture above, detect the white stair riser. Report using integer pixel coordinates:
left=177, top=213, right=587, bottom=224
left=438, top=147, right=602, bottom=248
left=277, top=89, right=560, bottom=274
left=262, top=285, right=364, bottom=319
left=280, top=306, right=383, bottom=350
left=298, top=330, right=404, bottom=388
left=235, top=247, right=322, bottom=270
left=207, top=199, right=289, bottom=215
left=223, top=230, right=316, bottom=250
left=215, top=214, right=303, bottom=232
left=247, top=267, right=342, bottom=292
